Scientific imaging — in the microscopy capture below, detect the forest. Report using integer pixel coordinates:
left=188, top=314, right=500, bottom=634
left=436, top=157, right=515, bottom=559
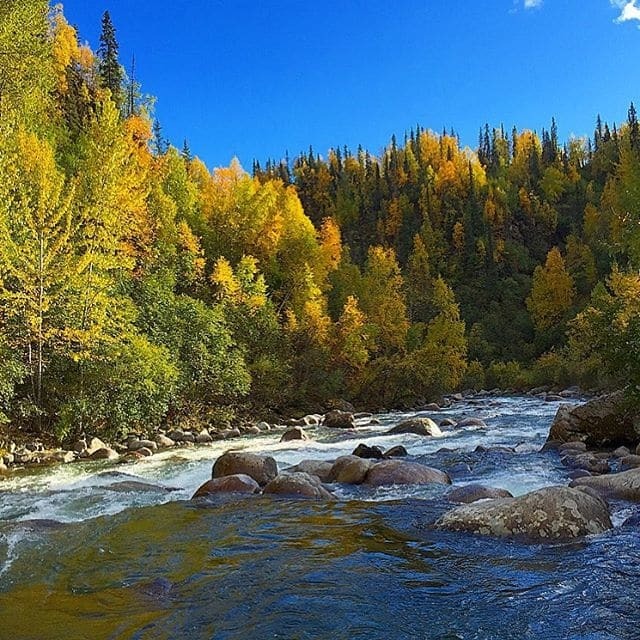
left=1, top=0, right=640, bottom=445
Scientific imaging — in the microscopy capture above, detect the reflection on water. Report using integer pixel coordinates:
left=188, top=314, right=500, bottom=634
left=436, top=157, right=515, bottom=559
left=0, top=396, right=639, bottom=638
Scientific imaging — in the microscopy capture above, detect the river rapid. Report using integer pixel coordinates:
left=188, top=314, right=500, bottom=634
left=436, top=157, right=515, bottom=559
left=0, top=395, right=639, bottom=639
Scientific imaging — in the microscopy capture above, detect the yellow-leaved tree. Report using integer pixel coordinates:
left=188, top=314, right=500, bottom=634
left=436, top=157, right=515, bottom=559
left=526, top=246, right=576, bottom=332
left=0, top=130, right=75, bottom=424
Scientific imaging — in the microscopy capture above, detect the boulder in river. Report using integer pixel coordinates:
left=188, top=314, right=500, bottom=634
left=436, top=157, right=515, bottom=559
left=439, top=418, right=457, bottom=428
left=457, top=417, right=487, bottom=428
left=386, top=418, right=442, bottom=437
left=212, top=451, right=278, bottom=486
left=107, top=481, right=178, bottom=494
left=560, top=452, right=610, bottom=475
left=352, top=443, right=384, bottom=459
left=192, top=474, right=260, bottom=498
left=323, top=410, right=356, bottom=429
left=328, top=455, right=372, bottom=484
left=263, top=472, right=333, bottom=499
left=435, top=486, right=612, bottom=540
left=569, top=466, right=640, bottom=501
left=365, top=460, right=451, bottom=486
left=384, top=445, right=408, bottom=458
left=445, top=484, right=513, bottom=504
left=547, top=391, right=640, bottom=448
left=280, top=427, right=310, bottom=442
left=288, top=459, right=333, bottom=482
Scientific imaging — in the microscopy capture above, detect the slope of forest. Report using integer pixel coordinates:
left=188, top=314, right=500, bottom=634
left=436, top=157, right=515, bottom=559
left=0, top=1, right=639, bottom=445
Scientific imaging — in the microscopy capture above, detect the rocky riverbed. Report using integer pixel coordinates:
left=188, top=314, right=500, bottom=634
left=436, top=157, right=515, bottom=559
left=1, top=392, right=640, bottom=639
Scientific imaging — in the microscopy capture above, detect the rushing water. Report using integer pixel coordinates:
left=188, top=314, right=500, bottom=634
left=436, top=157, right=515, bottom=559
left=0, top=396, right=639, bottom=639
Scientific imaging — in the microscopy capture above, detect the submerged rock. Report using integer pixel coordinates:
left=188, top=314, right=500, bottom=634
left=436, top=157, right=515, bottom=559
left=386, top=418, right=442, bottom=437
left=547, top=391, right=640, bottom=448
left=435, top=486, right=612, bottom=540
left=212, top=451, right=278, bottom=486
left=365, top=460, right=450, bottom=486
left=192, top=474, right=260, bottom=498
left=107, top=481, right=178, bottom=493
left=569, top=466, right=640, bottom=501
left=445, top=484, right=513, bottom=504
left=457, top=418, right=488, bottom=428
left=263, top=472, right=333, bottom=499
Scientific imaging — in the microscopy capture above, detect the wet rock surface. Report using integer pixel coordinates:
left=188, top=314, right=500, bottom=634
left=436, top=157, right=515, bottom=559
left=386, top=417, right=442, bottom=437
left=436, top=486, right=612, bottom=540
left=547, top=391, right=640, bottom=448
left=212, top=452, right=278, bottom=486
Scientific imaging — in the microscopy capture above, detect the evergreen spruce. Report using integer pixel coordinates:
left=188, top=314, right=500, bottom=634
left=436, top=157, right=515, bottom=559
left=98, top=11, right=123, bottom=109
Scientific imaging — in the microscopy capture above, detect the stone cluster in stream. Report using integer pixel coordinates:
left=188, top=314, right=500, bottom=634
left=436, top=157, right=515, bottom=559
left=4, top=387, right=640, bottom=544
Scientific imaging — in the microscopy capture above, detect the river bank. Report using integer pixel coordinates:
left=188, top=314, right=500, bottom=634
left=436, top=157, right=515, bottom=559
left=0, top=385, right=584, bottom=475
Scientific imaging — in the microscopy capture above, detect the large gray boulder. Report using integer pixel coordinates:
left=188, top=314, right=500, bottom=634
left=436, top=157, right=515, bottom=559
left=435, top=486, right=612, bottom=540
left=386, top=418, right=442, bottom=437
left=212, top=451, right=278, bottom=486
left=365, top=460, right=450, bottom=486
left=569, top=466, right=640, bottom=501
left=263, top=472, right=333, bottom=499
left=547, top=391, right=640, bottom=448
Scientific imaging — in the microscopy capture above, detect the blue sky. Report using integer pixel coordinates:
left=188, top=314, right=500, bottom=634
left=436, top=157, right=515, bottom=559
left=60, top=0, right=640, bottom=170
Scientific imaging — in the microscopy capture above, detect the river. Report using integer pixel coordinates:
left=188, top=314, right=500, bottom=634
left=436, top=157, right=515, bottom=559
left=0, top=395, right=639, bottom=639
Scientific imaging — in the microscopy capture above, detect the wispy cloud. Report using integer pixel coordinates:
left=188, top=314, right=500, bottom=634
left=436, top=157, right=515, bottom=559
left=524, top=0, right=543, bottom=8
left=612, top=0, right=640, bottom=23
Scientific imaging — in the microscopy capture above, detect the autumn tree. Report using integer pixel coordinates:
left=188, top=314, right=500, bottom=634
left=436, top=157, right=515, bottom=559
left=526, top=247, right=576, bottom=332
left=360, top=246, right=409, bottom=355
left=0, top=131, right=75, bottom=428
left=0, top=0, right=53, bottom=126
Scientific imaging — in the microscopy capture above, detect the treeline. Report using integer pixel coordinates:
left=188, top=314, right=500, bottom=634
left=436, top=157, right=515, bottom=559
left=0, top=2, right=638, bottom=444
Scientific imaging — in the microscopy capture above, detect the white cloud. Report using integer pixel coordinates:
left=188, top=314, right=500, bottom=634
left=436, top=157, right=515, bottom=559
left=612, top=0, right=640, bottom=23
left=524, top=0, right=543, bottom=8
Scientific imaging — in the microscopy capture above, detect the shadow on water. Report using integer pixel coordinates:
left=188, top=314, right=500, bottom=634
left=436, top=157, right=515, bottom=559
left=0, top=495, right=639, bottom=639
